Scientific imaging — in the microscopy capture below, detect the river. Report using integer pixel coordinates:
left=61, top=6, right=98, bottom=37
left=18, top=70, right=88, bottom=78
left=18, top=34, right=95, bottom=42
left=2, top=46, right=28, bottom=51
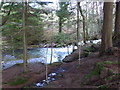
left=2, top=39, right=101, bottom=70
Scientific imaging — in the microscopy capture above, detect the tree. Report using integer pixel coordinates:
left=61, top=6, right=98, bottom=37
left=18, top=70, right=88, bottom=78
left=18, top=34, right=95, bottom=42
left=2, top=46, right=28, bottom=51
left=1, top=2, right=48, bottom=52
left=56, top=2, right=69, bottom=33
left=113, top=1, right=120, bottom=47
left=23, top=1, right=27, bottom=72
left=1, top=2, right=14, bottom=26
left=77, top=2, right=86, bottom=44
left=76, top=2, right=80, bottom=45
left=100, top=2, right=113, bottom=55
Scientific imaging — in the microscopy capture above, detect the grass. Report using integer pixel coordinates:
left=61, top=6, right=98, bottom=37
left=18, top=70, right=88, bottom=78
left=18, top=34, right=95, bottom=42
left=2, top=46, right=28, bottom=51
left=15, top=63, right=23, bottom=66
left=8, top=76, right=28, bottom=86
left=83, top=63, right=104, bottom=85
left=82, top=61, right=118, bottom=85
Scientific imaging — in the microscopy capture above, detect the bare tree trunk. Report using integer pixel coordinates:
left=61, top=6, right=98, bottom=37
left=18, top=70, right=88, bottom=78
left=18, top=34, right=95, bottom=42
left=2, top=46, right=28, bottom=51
left=113, top=1, right=120, bottom=47
left=11, top=35, right=15, bottom=56
left=78, top=2, right=86, bottom=44
left=114, top=1, right=120, bottom=35
left=77, top=2, right=80, bottom=45
left=23, top=1, right=28, bottom=72
left=100, top=2, right=113, bottom=55
left=59, top=17, right=62, bottom=33
left=77, top=2, right=81, bottom=65
left=85, top=2, right=89, bottom=40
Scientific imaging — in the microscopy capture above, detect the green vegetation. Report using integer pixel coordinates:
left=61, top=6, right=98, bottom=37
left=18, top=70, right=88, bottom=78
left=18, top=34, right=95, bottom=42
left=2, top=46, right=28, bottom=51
left=82, top=61, right=119, bottom=85
left=54, top=33, right=69, bottom=45
left=8, top=76, right=28, bottom=86
left=49, top=62, right=62, bottom=67
left=15, top=63, right=23, bottom=66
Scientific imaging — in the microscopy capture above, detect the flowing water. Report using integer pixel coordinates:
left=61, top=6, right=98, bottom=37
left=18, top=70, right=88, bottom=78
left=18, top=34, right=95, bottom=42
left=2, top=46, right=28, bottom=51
left=2, top=40, right=101, bottom=88
left=32, top=67, right=66, bottom=88
left=2, top=46, right=74, bottom=70
left=2, top=39, right=101, bottom=70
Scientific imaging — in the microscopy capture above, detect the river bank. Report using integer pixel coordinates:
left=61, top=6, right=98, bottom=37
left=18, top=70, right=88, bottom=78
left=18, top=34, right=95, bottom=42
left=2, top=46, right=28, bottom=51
left=2, top=48, right=120, bottom=88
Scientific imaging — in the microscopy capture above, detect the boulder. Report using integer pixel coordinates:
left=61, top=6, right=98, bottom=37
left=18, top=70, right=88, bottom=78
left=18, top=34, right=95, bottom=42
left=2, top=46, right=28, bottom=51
left=62, top=49, right=79, bottom=62
left=62, top=44, right=100, bottom=63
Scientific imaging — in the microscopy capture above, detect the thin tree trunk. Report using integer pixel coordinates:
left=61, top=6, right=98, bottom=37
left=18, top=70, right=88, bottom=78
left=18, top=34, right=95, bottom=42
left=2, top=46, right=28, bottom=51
left=85, top=2, right=89, bottom=40
left=50, top=46, right=53, bottom=64
left=11, top=35, right=15, bottom=56
left=59, top=17, right=62, bottom=33
left=23, top=1, right=28, bottom=72
left=78, top=2, right=86, bottom=44
left=77, top=2, right=80, bottom=45
left=77, top=2, right=81, bottom=65
left=100, top=2, right=113, bottom=55
left=50, top=15, right=54, bottom=64
left=46, top=47, right=48, bottom=84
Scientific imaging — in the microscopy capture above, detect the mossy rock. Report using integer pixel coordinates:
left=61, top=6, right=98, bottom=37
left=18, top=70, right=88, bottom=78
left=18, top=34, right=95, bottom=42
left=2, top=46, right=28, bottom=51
left=83, top=47, right=93, bottom=52
left=81, top=51, right=90, bottom=58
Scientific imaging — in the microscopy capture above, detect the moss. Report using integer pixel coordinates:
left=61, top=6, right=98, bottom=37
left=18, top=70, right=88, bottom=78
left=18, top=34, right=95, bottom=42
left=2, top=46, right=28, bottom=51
left=83, top=47, right=93, bottom=52
left=100, top=61, right=115, bottom=65
left=9, top=76, right=28, bottom=86
left=49, top=62, right=62, bottom=67
left=15, top=63, right=23, bottom=66
left=105, top=76, right=113, bottom=81
left=82, top=62, right=105, bottom=85
left=82, top=61, right=119, bottom=85
left=81, top=51, right=90, bottom=58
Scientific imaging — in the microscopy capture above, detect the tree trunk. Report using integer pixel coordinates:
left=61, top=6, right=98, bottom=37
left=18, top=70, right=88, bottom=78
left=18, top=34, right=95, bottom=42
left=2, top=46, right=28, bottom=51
left=77, top=2, right=80, bottom=45
left=23, top=1, right=28, bottom=72
left=85, top=2, right=89, bottom=40
left=100, top=2, right=113, bottom=55
left=113, top=1, right=120, bottom=47
left=59, top=17, right=62, bottom=33
left=78, top=2, right=86, bottom=44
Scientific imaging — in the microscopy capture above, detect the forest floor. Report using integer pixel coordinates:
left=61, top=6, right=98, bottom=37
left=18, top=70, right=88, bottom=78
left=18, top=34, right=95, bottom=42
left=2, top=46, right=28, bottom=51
left=2, top=49, right=120, bottom=88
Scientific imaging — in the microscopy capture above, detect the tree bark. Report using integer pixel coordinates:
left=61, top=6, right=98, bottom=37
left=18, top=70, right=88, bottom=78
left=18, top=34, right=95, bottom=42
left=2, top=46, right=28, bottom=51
left=59, top=17, right=62, bottom=33
left=113, top=1, right=120, bottom=47
left=78, top=2, right=86, bottom=44
left=23, top=1, right=28, bottom=72
left=114, top=1, right=120, bottom=35
left=77, top=2, right=80, bottom=45
left=100, top=2, right=113, bottom=55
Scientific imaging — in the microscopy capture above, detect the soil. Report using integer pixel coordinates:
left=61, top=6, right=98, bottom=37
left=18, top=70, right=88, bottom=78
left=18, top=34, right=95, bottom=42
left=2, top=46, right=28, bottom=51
left=2, top=49, right=120, bottom=88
